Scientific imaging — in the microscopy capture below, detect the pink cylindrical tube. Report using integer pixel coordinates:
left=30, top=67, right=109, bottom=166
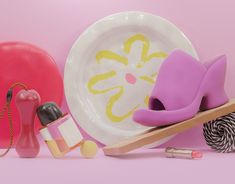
left=15, top=89, right=41, bottom=158
left=165, top=147, right=203, bottom=159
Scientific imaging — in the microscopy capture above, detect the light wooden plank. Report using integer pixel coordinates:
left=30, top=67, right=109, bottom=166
left=103, top=99, right=235, bottom=156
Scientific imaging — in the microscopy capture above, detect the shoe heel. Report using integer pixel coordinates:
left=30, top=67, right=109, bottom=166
left=200, top=55, right=229, bottom=110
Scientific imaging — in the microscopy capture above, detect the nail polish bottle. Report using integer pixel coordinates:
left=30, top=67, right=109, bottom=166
left=37, top=102, right=83, bottom=158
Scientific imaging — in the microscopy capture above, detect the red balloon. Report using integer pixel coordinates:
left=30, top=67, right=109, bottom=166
left=0, top=42, right=63, bottom=148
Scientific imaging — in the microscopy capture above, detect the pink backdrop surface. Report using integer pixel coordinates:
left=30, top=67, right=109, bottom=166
left=0, top=0, right=235, bottom=184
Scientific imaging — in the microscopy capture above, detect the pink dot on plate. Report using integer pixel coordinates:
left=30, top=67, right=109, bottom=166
left=125, top=73, right=136, bottom=84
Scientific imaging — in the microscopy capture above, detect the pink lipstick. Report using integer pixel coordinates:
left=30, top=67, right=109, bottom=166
left=165, top=147, right=203, bottom=159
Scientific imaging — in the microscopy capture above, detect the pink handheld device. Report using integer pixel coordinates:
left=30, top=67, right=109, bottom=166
left=15, top=89, right=41, bottom=158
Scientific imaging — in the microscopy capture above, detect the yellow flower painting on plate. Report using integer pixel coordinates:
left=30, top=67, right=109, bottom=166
left=87, top=34, right=168, bottom=123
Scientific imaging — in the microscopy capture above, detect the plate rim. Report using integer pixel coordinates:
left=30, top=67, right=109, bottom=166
left=64, top=11, right=199, bottom=145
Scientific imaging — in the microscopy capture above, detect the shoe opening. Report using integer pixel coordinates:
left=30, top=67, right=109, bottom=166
left=149, top=97, right=165, bottom=111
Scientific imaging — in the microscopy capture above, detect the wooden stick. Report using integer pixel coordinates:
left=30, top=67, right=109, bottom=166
left=103, top=99, right=235, bottom=156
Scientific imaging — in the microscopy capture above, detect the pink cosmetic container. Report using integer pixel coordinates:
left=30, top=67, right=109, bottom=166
left=37, top=102, right=83, bottom=157
left=15, top=89, right=41, bottom=158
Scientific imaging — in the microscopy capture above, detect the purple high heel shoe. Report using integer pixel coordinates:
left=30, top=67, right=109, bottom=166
left=133, top=50, right=229, bottom=126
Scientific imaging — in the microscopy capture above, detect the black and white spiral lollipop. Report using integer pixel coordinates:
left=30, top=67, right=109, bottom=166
left=203, top=112, right=235, bottom=153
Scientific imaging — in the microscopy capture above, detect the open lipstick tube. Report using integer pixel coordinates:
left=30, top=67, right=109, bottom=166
left=165, top=147, right=203, bottom=159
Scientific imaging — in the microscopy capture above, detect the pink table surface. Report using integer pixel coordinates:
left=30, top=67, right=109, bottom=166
left=1, top=0, right=235, bottom=183
left=1, top=147, right=234, bottom=184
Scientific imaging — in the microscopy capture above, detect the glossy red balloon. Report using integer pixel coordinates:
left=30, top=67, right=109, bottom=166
left=0, top=42, right=63, bottom=148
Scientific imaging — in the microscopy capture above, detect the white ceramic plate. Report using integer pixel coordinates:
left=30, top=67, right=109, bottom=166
left=64, top=12, right=198, bottom=146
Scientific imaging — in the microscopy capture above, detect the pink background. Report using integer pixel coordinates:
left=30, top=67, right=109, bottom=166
left=0, top=0, right=235, bottom=184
